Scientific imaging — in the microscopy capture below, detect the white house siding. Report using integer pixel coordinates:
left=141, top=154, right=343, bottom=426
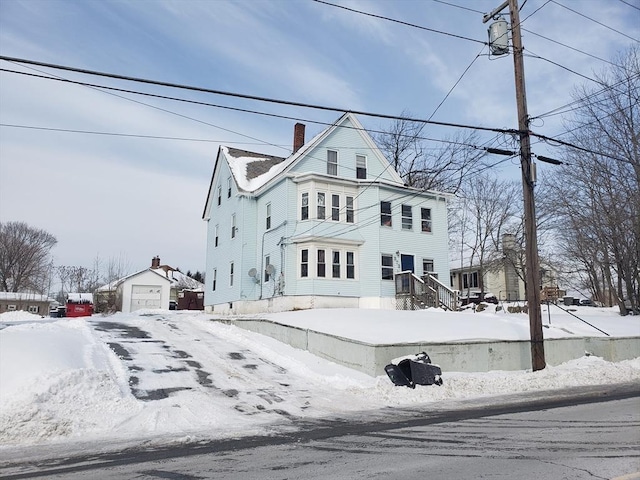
left=293, top=116, right=400, bottom=184
left=119, top=270, right=171, bottom=313
left=253, top=181, right=288, bottom=300
left=205, top=158, right=250, bottom=307
left=203, top=113, right=451, bottom=313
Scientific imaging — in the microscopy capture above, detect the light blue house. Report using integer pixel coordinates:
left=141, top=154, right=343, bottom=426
left=202, top=113, right=452, bottom=314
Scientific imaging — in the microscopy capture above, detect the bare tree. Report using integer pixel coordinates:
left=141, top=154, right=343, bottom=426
left=374, top=112, right=488, bottom=194
left=0, top=221, right=57, bottom=293
left=452, top=175, right=520, bottom=299
left=549, top=47, right=639, bottom=314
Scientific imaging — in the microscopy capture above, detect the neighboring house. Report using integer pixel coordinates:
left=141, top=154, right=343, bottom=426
left=94, top=257, right=204, bottom=313
left=450, top=234, right=562, bottom=303
left=202, top=112, right=452, bottom=314
left=0, top=292, right=54, bottom=315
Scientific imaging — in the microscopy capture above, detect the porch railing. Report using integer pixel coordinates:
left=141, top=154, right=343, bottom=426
left=395, top=271, right=458, bottom=311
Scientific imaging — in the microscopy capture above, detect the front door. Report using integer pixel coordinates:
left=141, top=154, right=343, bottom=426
left=401, top=254, right=414, bottom=273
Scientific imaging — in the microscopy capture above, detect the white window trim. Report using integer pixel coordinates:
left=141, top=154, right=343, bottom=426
left=401, top=204, right=413, bottom=230
left=298, top=183, right=357, bottom=224
left=327, top=149, right=338, bottom=176
left=266, top=203, right=272, bottom=230
left=297, top=244, right=358, bottom=280
left=356, top=154, right=367, bottom=179
left=422, top=258, right=435, bottom=276
left=381, top=254, right=394, bottom=280
left=421, top=207, right=432, bottom=233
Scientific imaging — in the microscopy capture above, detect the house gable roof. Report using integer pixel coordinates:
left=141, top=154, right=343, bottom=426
left=202, top=112, right=406, bottom=218
left=96, top=268, right=171, bottom=292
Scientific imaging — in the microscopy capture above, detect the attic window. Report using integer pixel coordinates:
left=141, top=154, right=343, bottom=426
left=327, top=150, right=338, bottom=176
left=356, top=155, right=367, bottom=179
left=227, top=177, right=232, bottom=198
left=217, top=186, right=222, bottom=206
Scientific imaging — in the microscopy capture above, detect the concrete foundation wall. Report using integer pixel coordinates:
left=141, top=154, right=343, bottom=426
left=228, top=318, right=640, bottom=377
left=205, top=295, right=361, bottom=315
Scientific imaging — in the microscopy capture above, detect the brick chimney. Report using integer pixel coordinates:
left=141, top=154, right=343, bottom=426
left=151, top=256, right=160, bottom=268
left=293, top=123, right=305, bottom=154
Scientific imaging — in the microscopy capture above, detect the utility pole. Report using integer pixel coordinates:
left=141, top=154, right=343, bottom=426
left=484, top=0, right=546, bottom=370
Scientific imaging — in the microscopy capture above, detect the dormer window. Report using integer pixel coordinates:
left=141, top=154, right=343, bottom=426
left=356, top=154, right=367, bottom=179
left=327, top=150, right=338, bottom=176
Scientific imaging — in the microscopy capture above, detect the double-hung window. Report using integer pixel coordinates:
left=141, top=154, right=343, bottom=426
left=327, top=150, right=338, bottom=176
left=381, top=254, right=394, bottom=280
left=332, top=251, right=340, bottom=278
left=215, top=224, right=219, bottom=247
left=423, top=259, right=435, bottom=275
left=301, top=249, right=309, bottom=277
left=266, top=203, right=271, bottom=230
left=317, top=249, right=326, bottom=277
left=380, top=201, right=392, bottom=226
left=301, top=192, right=309, bottom=220
left=217, top=186, right=222, bottom=206
left=356, top=154, right=367, bottom=179
left=346, top=196, right=354, bottom=223
left=231, top=214, right=236, bottom=238
left=331, top=194, right=340, bottom=221
left=401, top=205, right=413, bottom=230
left=346, top=251, right=355, bottom=279
left=229, top=262, right=234, bottom=286
left=227, top=177, right=232, bottom=198
left=212, top=268, right=217, bottom=291
left=317, top=192, right=326, bottom=219
left=421, top=208, right=432, bottom=232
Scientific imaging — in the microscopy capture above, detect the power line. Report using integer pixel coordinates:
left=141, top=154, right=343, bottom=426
left=519, top=0, right=552, bottom=24
left=522, top=28, right=621, bottom=68
left=311, top=0, right=487, bottom=45
left=0, top=123, right=277, bottom=145
left=550, top=0, right=640, bottom=43
left=0, top=57, right=517, bottom=135
left=524, top=49, right=612, bottom=89
left=529, top=131, right=633, bottom=164
left=618, top=0, right=640, bottom=12
left=430, top=0, right=483, bottom=14
left=0, top=67, right=515, bottom=153
left=531, top=72, right=640, bottom=119
left=428, top=46, right=485, bottom=121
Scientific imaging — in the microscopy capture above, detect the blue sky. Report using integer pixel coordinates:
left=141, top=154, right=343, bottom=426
left=0, top=0, right=638, bottom=279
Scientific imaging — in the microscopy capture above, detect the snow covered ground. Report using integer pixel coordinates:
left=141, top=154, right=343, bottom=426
left=0, top=306, right=638, bottom=451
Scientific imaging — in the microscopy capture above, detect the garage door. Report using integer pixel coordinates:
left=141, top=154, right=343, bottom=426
left=130, top=285, right=162, bottom=311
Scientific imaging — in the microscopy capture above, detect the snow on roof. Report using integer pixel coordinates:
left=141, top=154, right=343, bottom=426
left=0, top=292, right=53, bottom=302
left=95, top=268, right=171, bottom=292
left=67, top=293, right=93, bottom=303
left=224, top=147, right=287, bottom=193
left=222, top=114, right=349, bottom=193
left=150, top=268, right=204, bottom=291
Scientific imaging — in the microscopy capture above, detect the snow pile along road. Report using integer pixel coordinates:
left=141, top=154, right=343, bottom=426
left=0, top=309, right=638, bottom=448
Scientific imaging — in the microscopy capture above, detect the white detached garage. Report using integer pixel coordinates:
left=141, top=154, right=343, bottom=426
left=116, top=269, right=172, bottom=313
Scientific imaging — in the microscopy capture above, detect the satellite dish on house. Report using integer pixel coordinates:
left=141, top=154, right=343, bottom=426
left=265, top=264, right=276, bottom=276
left=248, top=268, right=257, bottom=278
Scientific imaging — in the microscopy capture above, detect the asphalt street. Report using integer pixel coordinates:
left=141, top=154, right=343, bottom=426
left=1, top=383, right=638, bottom=480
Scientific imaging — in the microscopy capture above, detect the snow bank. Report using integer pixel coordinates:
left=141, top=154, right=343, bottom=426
left=0, top=308, right=637, bottom=448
